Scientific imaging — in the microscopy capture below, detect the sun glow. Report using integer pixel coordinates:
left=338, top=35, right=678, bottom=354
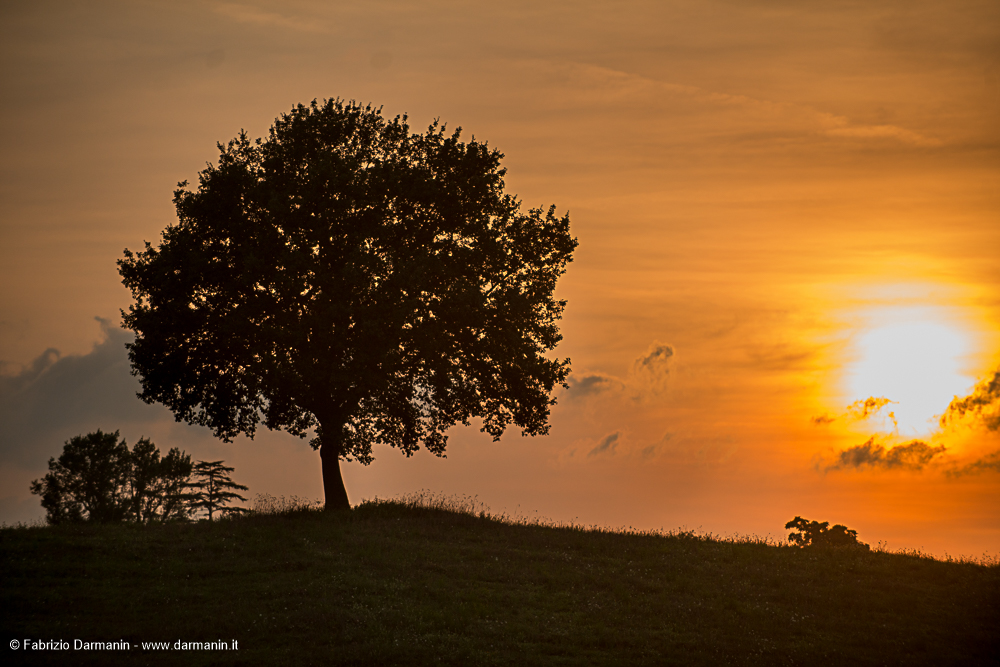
left=844, top=309, right=975, bottom=436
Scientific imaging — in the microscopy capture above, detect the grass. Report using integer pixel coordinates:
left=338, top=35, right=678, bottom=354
left=2, top=493, right=998, bottom=665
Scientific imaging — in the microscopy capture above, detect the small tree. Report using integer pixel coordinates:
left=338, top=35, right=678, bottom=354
left=30, top=430, right=193, bottom=524
left=785, top=516, right=869, bottom=550
left=129, top=438, right=195, bottom=522
left=186, top=461, right=248, bottom=520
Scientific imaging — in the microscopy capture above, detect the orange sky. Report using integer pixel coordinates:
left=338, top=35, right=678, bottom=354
left=2, top=0, right=999, bottom=557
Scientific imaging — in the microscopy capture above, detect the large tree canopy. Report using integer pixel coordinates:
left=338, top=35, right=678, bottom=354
left=119, top=99, right=577, bottom=509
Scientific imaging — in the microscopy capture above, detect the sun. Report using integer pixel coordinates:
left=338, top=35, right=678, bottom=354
left=844, top=309, right=974, bottom=436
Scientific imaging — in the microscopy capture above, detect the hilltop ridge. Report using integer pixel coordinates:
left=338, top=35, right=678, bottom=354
left=2, top=497, right=998, bottom=665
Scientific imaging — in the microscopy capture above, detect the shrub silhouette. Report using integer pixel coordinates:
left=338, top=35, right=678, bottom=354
left=785, top=516, right=869, bottom=550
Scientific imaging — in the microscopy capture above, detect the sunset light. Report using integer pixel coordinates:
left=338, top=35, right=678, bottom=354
left=1, top=1, right=998, bottom=569
left=845, top=309, right=975, bottom=436
left=2, top=2, right=1000, bottom=661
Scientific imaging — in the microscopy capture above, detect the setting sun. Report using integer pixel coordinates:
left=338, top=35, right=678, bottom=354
left=845, top=310, right=974, bottom=436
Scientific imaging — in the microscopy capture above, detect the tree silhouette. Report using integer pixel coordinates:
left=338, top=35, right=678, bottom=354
left=30, top=430, right=193, bottom=524
left=119, top=98, right=577, bottom=509
left=126, top=436, right=194, bottom=522
left=185, top=460, right=248, bottom=521
left=785, top=516, right=869, bottom=550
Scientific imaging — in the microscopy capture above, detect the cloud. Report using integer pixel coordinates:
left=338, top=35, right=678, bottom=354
left=745, top=344, right=814, bottom=372
left=818, top=114, right=943, bottom=147
left=810, top=396, right=897, bottom=428
left=552, top=61, right=943, bottom=148
left=640, top=431, right=673, bottom=458
left=947, top=450, right=1000, bottom=477
left=634, top=342, right=674, bottom=370
left=563, top=430, right=677, bottom=462
left=939, top=369, right=1000, bottom=431
left=0, top=318, right=163, bottom=466
left=629, top=341, right=676, bottom=398
left=213, top=3, right=327, bottom=33
left=564, top=342, right=675, bottom=406
left=846, top=397, right=895, bottom=420
left=565, top=372, right=623, bottom=399
left=588, top=431, right=620, bottom=457
left=826, top=437, right=947, bottom=472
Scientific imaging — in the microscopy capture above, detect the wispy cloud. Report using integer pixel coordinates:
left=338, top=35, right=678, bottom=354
left=818, top=113, right=943, bottom=147
left=846, top=397, right=895, bottom=420
left=565, top=341, right=676, bottom=405
left=634, top=342, right=674, bottom=370
left=629, top=341, right=675, bottom=398
left=580, top=430, right=682, bottom=461
left=213, top=3, right=327, bottom=33
left=811, top=396, right=896, bottom=427
left=588, top=431, right=620, bottom=457
left=551, top=61, right=943, bottom=148
left=638, top=432, right=673, bottom=460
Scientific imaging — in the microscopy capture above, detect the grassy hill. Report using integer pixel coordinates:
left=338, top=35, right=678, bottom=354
left=3, top=495, right=998, bottom=665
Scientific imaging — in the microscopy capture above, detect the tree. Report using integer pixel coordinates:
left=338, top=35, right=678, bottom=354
left=119, top=98, right=578, bottom=509
left=185, top=460, right=248, bottom=521
left=128, top=437, right=195, bottom=523
left=30, top=430, right=193, bottom=524
left=785, top=516, right=869, bottom=550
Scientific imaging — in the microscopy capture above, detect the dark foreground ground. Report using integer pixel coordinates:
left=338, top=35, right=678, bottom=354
left=2, top=497, right=998, bottom=666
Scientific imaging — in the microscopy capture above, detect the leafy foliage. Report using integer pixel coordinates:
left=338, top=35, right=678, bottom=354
left=126, top=437, right=195, bottom=522
left=785, top=516, right=869, bottom=550
left=118, top=98, right=577, bottom=507
left=185, top=460, right=248, bottom=521
left=29, top=430, right=192, bottom=524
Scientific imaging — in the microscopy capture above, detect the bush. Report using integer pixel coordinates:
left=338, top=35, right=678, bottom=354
left=785, top=516, right=869, bottom=550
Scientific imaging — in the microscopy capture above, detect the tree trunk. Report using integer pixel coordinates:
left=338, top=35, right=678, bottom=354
left=319, top=432, right=351, bottom=511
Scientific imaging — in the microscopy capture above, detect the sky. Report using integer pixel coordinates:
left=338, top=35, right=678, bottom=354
left=2, top=0, right=999, bottom=557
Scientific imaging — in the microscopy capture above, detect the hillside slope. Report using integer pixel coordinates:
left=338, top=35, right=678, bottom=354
left=3, top=499, right=998, bottom=665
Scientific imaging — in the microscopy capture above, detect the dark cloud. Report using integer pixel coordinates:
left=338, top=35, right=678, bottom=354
left=635, top=343, right=674, bottom=369
left=939, top=369, right=1000, bottom=431
left=0, top=318, right=162, bottom=465
left=810, top=413, right=836, bottom=426
left=947, top=450, right=1000, bottom=477
left=588, top=431, right=620, bottom=457
left=846, top=397, right=894, bottom=420
left=811, top=397, right=895, bottom=427
left=639, top=432, right=673, bottom=459
left=827, top=437, right=946, bottom=472
left=630, top=342, right=676, bottom=398
left=565, top=373, right=622, bottom=398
